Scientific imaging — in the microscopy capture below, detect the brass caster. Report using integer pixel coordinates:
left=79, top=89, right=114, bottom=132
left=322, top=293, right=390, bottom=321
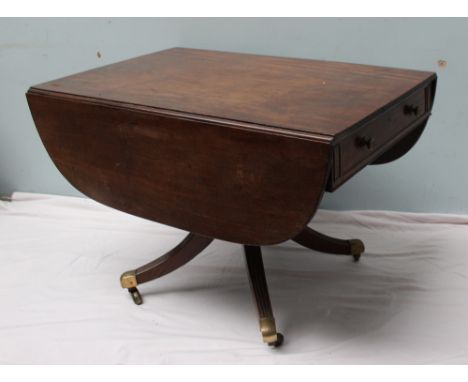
left=120, top=270, right=142, bottom=305
left=349, top=239, right=365, bottom=262
left=121, top=270, right=138, bottom=289
left=128, top=287, right=143, bottom=305
left=260, top=317, right=283, bottom=348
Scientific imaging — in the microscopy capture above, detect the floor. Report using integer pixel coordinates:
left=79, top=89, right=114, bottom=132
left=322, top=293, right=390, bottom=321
left=1, top=192, right=468, bottom=364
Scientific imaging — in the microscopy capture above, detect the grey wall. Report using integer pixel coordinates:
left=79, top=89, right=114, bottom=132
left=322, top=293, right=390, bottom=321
left=0, top=18, right=466, bottom=213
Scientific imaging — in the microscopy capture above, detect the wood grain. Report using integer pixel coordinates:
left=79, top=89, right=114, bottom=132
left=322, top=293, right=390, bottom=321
left=31, top=47, right=436, bottom=138
left=27, top=91, right=331, bottom=245
left=26, top=48, right=437, bottom=244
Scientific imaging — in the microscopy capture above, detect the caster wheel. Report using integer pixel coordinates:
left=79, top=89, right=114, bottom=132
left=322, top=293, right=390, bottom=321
left=268, top=333, right=284, bottom=348
left=129, top=287, right=143, bottom=305
left=349, top=239, right=364, bottom=262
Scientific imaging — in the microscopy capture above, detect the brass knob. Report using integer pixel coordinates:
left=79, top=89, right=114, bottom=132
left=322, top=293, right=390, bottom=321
left=404, top=104, right=419, bottom=116
left=356, top=135, right=374, bottom=149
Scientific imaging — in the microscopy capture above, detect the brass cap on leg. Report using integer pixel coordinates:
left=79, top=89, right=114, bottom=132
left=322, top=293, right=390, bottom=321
left=349, top=239, right=365, bottom=256
left=120, top=270, right=138, bottom=289
left=260, top=317, right=277, bottom=344
left=349, top=239, right=365, bottom=262
left=259, top=317, right=283, bottom=347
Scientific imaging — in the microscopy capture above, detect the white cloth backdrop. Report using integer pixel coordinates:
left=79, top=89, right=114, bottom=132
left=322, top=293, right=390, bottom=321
left=1, top=192, right=468, bottom=364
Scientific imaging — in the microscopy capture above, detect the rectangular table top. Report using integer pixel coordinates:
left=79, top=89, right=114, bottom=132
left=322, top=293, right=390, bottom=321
left=32, top=47, right=435, bottom=139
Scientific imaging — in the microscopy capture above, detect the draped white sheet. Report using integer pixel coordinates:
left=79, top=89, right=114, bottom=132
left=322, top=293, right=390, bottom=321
left=1, top=192, right=468, bottom=364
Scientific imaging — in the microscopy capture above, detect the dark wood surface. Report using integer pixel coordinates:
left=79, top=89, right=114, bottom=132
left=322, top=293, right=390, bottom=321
left=31, top=48, right=435, bottom=139
left=328, top=79, right=436, bottom=190
left=244, top=245, right=282, bottom=346
left=372, top=120, right=428, bottom=165
left=136, top=233, right=213, bottom=284
left=293, top=226, right=363, bottom=258
left=27, top=92, right=331, bottom=245
left=26, top=48, right=437, bottom=245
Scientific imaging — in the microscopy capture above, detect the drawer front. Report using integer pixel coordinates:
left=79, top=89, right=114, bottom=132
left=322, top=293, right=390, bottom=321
left=338, top=87, right=428, bottom=178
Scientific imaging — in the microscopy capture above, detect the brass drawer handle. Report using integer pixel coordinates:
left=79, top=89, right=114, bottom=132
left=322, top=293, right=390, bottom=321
left=404, top=104, right=419, bottom=116
left=355, top=135, right=374, bottom=149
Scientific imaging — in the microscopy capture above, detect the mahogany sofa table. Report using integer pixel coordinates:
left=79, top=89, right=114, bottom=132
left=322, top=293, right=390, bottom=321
left=27, top=48, right=437, bottom=347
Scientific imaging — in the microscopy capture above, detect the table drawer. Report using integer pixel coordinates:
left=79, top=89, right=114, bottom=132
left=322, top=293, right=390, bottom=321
left=338, top=87, right=428, bottom=179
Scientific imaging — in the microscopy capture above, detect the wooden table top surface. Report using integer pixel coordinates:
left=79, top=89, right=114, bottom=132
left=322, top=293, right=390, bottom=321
left=32, top=48, right=435, bottom=139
